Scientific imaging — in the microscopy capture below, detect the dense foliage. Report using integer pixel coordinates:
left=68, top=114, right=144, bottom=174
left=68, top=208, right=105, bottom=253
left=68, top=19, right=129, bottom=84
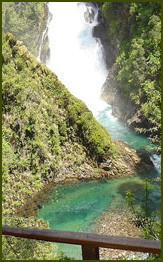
left=2, top=32, right=117, bottom=259
left=101, top=2, right=161, bottom=146
left=2, top=216, right=59, bottom=260
left=126, top=178, right=161, bottom=260
left=2, top=2, right=48, bottom=57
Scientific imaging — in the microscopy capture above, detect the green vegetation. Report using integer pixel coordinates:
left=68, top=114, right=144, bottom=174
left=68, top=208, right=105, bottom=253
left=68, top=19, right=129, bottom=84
left=126, top=178, right=161, bottom=260
left=2, top=215, right=74, bottom=260
left=2, top=216, right=59, bottom=260
left=2, top=32, right=117, bottom=259
left=101, top=2, right=161, bottom=147
left=2, top=2, right=48, bottom=57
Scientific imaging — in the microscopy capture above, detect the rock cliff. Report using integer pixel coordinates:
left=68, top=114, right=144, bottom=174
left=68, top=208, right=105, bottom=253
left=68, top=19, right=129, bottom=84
left=92, top=3, right=161, bottom=148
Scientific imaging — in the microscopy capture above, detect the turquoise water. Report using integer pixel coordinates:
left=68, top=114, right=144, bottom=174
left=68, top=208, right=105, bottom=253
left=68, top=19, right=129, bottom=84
left=35, top=107, right=161, bottom=260
left=96, top=106, right=155, bottom=151
left=36, top=176, right=160, bottom=259
left=36, top=179, right=161, bottom=230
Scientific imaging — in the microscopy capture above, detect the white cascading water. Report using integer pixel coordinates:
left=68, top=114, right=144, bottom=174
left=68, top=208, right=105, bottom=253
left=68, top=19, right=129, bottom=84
left=37, top=30, right=47, bottom=62
left=45, top=2, right=161, bottom=176
left=46, top=2, right=108, bottom=116
left=37, top=12, right=52, bottom=62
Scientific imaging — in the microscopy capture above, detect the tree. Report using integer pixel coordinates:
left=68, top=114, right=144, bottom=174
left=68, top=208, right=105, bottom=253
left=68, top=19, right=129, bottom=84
left=126, top=179, right=161, bottom=259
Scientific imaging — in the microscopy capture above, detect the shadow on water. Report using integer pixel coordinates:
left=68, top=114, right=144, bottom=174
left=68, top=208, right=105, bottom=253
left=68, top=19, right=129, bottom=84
left=117, top=180, right=161, bottom=212
left=117, top=181, right=143, bottom=198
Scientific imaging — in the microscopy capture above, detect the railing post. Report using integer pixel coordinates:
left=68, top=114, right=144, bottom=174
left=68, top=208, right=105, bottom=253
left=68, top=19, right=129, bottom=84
left=82, top=245, right=100, bottom=260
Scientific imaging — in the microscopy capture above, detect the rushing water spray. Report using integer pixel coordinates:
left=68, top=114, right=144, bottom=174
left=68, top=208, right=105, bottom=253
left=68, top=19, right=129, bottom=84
left=47, top=2, right=108, bottom=115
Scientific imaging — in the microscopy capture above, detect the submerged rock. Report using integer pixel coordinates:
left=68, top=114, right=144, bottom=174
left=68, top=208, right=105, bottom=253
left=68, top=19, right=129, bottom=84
left=92, top=204, right=148, bottom=260
left=99, top=139, right=154, bottom=179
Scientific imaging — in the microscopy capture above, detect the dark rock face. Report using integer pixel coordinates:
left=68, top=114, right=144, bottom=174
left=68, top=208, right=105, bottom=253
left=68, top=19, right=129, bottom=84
left=101, top=65, right=152, bottom=133
left=83, top=4, right=95, bottom=23
left=92, top=11, right=134, bottom=126
left=92, top=9, right=152, bottom=135
left=87, top=2, right=104, bottom=8
left=93, top=23, right=115, bottom=69
left=101, top=65, right=136, bottom=125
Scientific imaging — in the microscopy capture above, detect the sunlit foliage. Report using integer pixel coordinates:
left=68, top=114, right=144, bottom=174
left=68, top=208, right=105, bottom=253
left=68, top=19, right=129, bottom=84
left=102, top=2, right=161, bottom=146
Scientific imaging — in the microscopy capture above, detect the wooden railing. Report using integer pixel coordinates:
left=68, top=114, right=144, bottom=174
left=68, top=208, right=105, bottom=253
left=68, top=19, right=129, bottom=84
left=2, top=225, right=161, bottom=260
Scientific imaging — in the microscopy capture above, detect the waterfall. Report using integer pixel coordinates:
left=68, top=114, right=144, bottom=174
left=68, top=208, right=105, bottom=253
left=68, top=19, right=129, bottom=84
left=150, top=154, right=161, bottom=174
left=37, top=11, right=52, bottom=62
left=46, top=2, right=108, bottom=116
left=46, top=2, right=161, bottom=177
left=37, top=29, right=47, bottom=62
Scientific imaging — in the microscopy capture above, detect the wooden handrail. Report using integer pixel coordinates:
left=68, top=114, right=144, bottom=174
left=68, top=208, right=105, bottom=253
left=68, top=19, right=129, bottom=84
left=2, top=225, right=161, bottom=260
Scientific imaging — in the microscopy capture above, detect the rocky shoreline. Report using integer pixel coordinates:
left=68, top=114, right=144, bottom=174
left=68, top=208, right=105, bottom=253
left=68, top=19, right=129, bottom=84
left=15, top=139, right=153, bottom=260
left=92, top=203, right=149, bottom=260
left=15, top=139, right=153, bottom=217
left=43, top=139, right=154, bottom=183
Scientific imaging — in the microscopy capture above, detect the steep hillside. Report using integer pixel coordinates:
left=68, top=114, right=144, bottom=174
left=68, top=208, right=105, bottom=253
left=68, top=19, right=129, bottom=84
left=2, top=31, right=117, bottom=259
left=2, top=2, right=49, bottom=61
left=2, top=32, right=118, bottom=214
left=94, top=2, right=161, bottom=149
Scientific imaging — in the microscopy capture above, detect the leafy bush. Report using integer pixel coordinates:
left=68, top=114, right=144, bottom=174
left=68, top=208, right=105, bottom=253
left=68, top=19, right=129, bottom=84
left=126, top=179, right=161, bottom=259
left=2, top=2, right=48, bottom=57
left=2, top=216, right=61, bottom=260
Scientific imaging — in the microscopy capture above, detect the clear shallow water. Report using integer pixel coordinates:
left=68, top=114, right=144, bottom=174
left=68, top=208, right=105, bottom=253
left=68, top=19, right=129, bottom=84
left=36, top=178, right=161, bottom=232
left=36, top=2, right=161, bottom=259
left=36, top=177, right=160, bottom=259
